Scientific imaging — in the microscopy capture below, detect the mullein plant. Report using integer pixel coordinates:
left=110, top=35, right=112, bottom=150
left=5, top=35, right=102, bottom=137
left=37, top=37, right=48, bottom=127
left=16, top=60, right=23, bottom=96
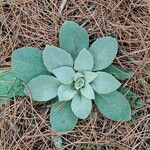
left=0, top=21, right=143, bottom=132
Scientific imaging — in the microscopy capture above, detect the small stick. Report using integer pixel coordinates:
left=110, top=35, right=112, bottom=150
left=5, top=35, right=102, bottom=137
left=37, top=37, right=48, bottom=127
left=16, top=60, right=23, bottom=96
left=59, top=0, right=68, bottom=14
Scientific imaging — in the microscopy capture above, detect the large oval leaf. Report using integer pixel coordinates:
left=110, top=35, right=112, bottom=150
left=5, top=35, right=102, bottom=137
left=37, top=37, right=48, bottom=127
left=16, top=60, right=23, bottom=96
left=43, top=45, right=73, bottom=73
left=74, top=48, right=93, bottom=72
left=26, top=75, right=60, bottom=101
left=50, top=101, right=78, bottom=132
left=53, top=66, right=75, bottom=85
left=89, top=36, right=118, bottom=71
left=59, top=21, right=89, bottom=60
left=12, top=47, right=49, bottom=83
left=94, top=91, right=131, bottom=121
left=103, top=65, right=134, bottom=80
left=71, top=94, right=92, bottom=119
left=91, top=72, right=121, bottom=94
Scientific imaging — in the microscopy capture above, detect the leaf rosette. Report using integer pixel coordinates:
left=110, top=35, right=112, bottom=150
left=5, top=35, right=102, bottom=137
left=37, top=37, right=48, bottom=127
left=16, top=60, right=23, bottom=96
left=11, top=21, right=133, bottom=132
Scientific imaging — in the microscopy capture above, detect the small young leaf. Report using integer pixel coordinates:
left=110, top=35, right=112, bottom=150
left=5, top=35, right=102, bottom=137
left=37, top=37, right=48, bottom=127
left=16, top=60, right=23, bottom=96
left=74, top=72, right=84, bottom=81
left=118, top=87, right=144, bottom=109
left=12, top=47, right=49, bottom=83
left=139, top=79, right=150, bottom=92
left=80, top=84, right=95, bottom=99
left=94, top=91, right=131, bottom=121
left=103, top=65, right=134, bottom=80
left=0, top=70, right=25, bottom=98
left=58, top=84, right=76, bottom=101
left=50, top=101, right=78, bottom=132
left=144, top=66, right=150, bottom=75
left=53, top=66, right=75, bottom=85
left=26, top=75, right=60, bottom=101
left=71, top=94, right=92, bottom=119
left=89, top=36, right=118, bottom=71
left=74, top=48, right=93, bottom=72
left=43, top=45, right=73, bottom=73
left=53, top=136, right=63, bottom=149
left=84, top=71, right=98, bottom=83
left=91, top=72, right=121, bottom=94
left=59, top=21, right=89, bottom=60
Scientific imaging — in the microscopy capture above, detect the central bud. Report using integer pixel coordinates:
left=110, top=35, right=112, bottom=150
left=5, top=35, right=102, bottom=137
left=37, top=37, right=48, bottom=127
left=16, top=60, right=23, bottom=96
left=74, top=77, right=85, bottom=90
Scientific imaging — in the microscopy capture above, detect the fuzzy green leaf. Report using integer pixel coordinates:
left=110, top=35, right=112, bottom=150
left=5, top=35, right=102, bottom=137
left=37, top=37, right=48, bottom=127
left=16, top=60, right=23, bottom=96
left=95, top=91, right=131, bottom=121
left=74, top=72, right=84, bottom=81
left=89, top=36, right=118, bottom=71
left=84, top=71, right=98, bottom=83
left=53, top=136, right=63, bottom=149
left=0, top=70, right=25, bottom=98
left=103, top=65, right=134, bottom=80
left=58, top=84, right=76, bottom=101
left=80, top=84, right=95, bottom=99
left=71, top=94, right=92, bottom=119
left=74, top=48, right=93, bottom=72
left=50, top=101, right=78, bottom=132
left=12, top=47, right=49, bottom=83
left=53, top=66, right=75, bottom=85
left=91, top=72, right=121, bottom=94
left=118, top=87, right=144, bottom=109
left=59, top=21, right=89, bottom=60
left=43, top=45, right=73, bottom=73
left=26, top=75, right=60, bottom=101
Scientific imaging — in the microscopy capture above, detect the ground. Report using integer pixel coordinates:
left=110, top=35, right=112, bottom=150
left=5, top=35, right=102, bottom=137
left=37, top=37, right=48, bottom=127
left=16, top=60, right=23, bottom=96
left=0, top=0, right=150, bottom=149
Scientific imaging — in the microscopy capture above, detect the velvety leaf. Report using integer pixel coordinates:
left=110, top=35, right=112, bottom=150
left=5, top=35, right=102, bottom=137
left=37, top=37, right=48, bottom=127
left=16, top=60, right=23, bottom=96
left=94, top=91, right=131, bottom=121
left=89, top=36, right=118, bottom=71
left=50, top=101, right=78, bottom=132
left=26, top=75, right=60, bottom=101
left=71, top=94, right=92, bottom=119
left=91, top=72, right=121, bottom=94
left=53, top=66, right=75, bottom=85
left=84, top=71, right=98, bottom=83
left=53, top=136, right=62, bottom=149
left=58, top=84, right=76, bottom=101
left=74, top=72, right=84, bottom=81
left=59, top=21, right=89, bottom=60
left=103, top=65, right=134, bottom=80
left=80, top=84, right=95, bottom=99
left=74, top=77, right=85, bottom=90
left=74, top=48, right=93, bottom=72
left=12, top=47, right=49, bottom=83
left=118, top=87, right=144, bottom=109
left=0, top=70, right=25, bottom=98
left=43, top=45, right=73, bottom=72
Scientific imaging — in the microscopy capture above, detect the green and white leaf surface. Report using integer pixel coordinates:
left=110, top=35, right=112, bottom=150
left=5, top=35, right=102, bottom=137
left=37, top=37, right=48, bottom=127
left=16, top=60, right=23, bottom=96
left=71, top=94, right=92, bottom=119
left=91, top=72, right=121, bottom=94
left=26, top=75, right=60, bottom=101
left=43, top=45, right=73, bottom=73
left=89, top=36, right=118, bottom=71
left=50, top=101, right=78, bottom=132
left=12, top=47, right=49, bottom=83
left=59, top=21, right=89, bottom=60
left=95, top=91, right=131, bottom=121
